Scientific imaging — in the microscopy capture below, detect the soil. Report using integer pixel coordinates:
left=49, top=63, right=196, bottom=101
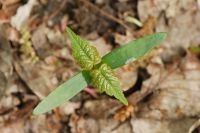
left=0, top=0, right=200, bottom=133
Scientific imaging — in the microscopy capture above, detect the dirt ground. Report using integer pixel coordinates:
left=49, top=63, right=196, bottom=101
left=0, top=0, right=200, bottom=133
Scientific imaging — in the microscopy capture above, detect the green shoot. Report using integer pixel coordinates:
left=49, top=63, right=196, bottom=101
left=33, top=27, right=166, bottom=115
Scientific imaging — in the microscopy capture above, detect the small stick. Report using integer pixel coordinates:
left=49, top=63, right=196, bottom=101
left=48, top=0, right=67, bottom=20
left=80, top=0, right=131, bottom=32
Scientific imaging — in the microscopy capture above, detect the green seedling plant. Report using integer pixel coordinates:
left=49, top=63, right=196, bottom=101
left=33, top=27, right=166, bottom=115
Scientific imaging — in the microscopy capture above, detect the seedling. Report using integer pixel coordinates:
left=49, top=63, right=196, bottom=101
left=33, top=27, right=166, bottom=115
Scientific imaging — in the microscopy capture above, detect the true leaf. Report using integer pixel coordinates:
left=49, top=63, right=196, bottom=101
left=66, top=27, right=101, bottom=70
left=90, top=64, right=128, bottom=105
left=33, top=32, right=167, bottom=115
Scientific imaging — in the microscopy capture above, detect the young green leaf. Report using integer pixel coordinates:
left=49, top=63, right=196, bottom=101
left=33, top=32, right=167, bottom=115
left=102, top=32, right=167, bottom=69
left=66, top=27, right=101, bottom=70
left=90, top=64, right=128, bottom=105
left=33, top=71, right=91, bottom=115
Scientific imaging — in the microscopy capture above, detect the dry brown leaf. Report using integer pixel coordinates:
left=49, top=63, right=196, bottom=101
left=114, top=104, right=137, bottom=122
left=69, top=113, right=87, bottom=133
left=131, top=118, right=196, bottom=133
left=189, top=119, right=200, bottom=133
left=134, top=16, right=156, bottom=38
left=1, top=0, right=20, bottom=6
left=138, top=0, right=200, bottom=48
left=135, top=52, right=200, bottom=120
left=0, top=10, right=9, bottom=23
left=11, top=0, right=38, bottom=30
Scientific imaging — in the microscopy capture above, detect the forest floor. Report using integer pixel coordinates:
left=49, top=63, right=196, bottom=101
left=0, top=0, right=200, bottom=133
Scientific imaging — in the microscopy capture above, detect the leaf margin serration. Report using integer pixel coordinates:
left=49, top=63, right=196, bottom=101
left=90, top=63, right=128, bottom=105
left=66, top=27, right=101, bottom=70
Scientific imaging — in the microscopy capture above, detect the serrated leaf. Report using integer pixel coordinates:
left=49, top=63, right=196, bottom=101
left=33, top=32, right=167, bottom=115
left=66, top=27, right=101, bottom=70
left=90, top=64, right=128, bottom=105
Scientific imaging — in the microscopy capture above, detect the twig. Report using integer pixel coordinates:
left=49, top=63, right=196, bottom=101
left=80, top=0, right=131, bottom=32
left=48, top=0, right=67, bottom=20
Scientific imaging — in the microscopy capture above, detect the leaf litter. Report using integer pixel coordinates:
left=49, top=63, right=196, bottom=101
left=0, top=0, right=200, bottom=133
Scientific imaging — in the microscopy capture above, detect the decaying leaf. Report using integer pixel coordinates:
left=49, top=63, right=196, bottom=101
left=134, top=52, right=200, bottom=120
left=10, top=0, right=38, bottom=30
left=188, top=119, right=200, bottom=133
left=134, top=16, right=156, bottom=38
left=114, top=104, right=137, bottom=122
left=131, top=117, right=196, bottom=133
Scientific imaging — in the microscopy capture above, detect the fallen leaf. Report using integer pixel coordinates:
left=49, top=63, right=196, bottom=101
left=11, top=0, right=38, bottom=30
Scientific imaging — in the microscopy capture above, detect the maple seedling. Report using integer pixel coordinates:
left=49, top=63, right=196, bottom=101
left=33, top=27, right=166, bottom=115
